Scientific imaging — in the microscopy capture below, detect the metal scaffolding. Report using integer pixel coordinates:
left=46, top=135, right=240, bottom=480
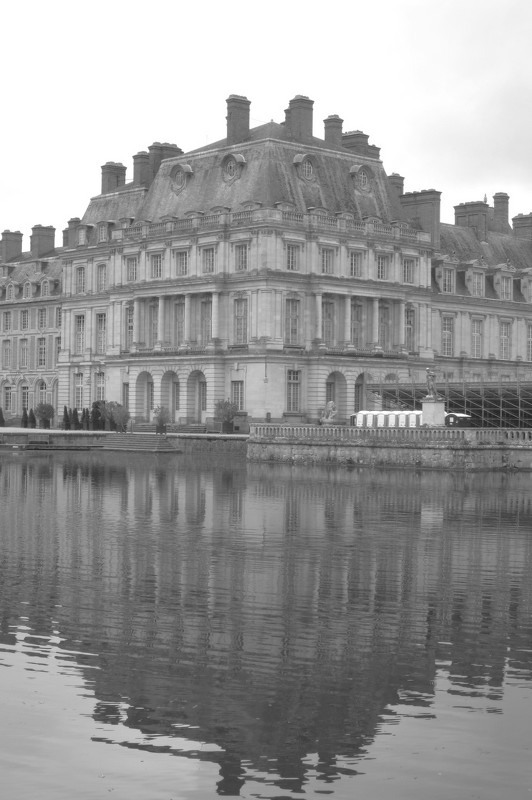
left=373, top=376, right=532, bottom=428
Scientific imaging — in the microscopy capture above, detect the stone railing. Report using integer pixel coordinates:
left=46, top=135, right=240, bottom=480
left=249, top=424, right=532, bottom=445
left=108, top=209, right=429, bottom=244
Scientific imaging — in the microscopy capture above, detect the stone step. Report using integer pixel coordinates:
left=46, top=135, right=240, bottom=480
left=103, top=433, right=181, bottom=453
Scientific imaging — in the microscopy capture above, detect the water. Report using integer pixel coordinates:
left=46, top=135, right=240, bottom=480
left=0, top=451, right=530, bottom=799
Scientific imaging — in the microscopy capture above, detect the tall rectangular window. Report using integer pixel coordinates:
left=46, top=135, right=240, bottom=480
left=175, top=302, right=185, bottom=344
left=21, top=385, right=29, bottom=411
left=405, top=307, right=415, bottom=352
left=350, top=251, right=362, bottom=277
left=378, top=305, right=390, bottom=349
left=98, top=223, right=107, bottom=243
left=75, top=373, right=83, bottom=409
left=126, top=257, right=138, bottom=282
left=19, top=339, right=28, bottom=368
left=442, top=267, right=455, bottom=293
left=471, top=271, right=484, bottom=296
left=125, top=306, right=134, bottom=349
left=234, top=298, right=248, bottom=344
left=500, top=276, right=512, bottom=301
left=286, top=244, right=299, bottom=271
left=96, top=313, right=106, bottom=355
left=321, top=248, right=334, bottom=275
left=97, top=263, right=107, bottom=292
left=175, top=251, right=188, bottom=276
left=231, top=380, right=244, bottom=411
left=4, top=385, right=12, bottom=413
left=499, top=320, right=511, bottom=359
left=441, top=316, right=454, bottom=356
left=75, top=315, right=85, bottom=354
left=285, top=298, right=300, bottom=345
left=528, top=324, right=532, bottom=362
left=471, top=318, right=483, bottom=358
left=38, top=308, right=47, bottom=328
left=20, top=310, right=28, bottom=330
left=37, top=337, right=46, bottom=367
left=96, top=372, right=105, bottom=401
left=403, top=258, right=415, bottom=284
left=55, top=307, right=62, bottom=328
left=151, top=254, right=162, bottom=279
left=322, top=299, right=335, bottom=345
left=351, top=301, right=362, bottom=348
left=201, top=300, right=212, bottom=343
left=2, top=340, right=11, bottom=368
left=148, top=305, right=158, bottom=347
left=235, top=244, right=248, bottom=271
left=3, top=311, right=11, bottom=332
left=76, top=267, right=85, bottom=293
left=55, top=337, right=61, bottom=364
left=377, top=255, right=389, bottom=280
left=202, top=247, right=215, bottom=273
left=286, top=370, right=301, bottom=413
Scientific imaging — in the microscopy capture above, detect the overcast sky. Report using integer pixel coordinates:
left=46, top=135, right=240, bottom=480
left=2, top=0, right=532, bottom=248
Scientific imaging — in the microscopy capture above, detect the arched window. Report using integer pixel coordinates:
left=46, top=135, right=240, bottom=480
left=6, top=284, right=14, bottom=300
left=41, top=280, right=49, bottom=297
left=23, top=282, right=31, bottom=299
left=38, top=380, right=47, bottom=405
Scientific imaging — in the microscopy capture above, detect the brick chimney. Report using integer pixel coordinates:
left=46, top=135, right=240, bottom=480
left=30, top=225, right=55, bottom=258
left=287, top=95, right=314, bottom=142
left=512, top=213, right=532, bottom=239
left=1, top=230, right=23, bottom=262
left=324, top=115, right=343, bottom=148
left=101, top=162, right=126, bottom=194
left=493, top=192, right=510, bottom=232
left=226, top=95, right=251, bottom=144
left=148, top=142, right=182, bottom=183
left=133, top=151, right=150, bottom=186
left=65, top=218, right=80, bottom=249
left=454, top=200, right=489, bottom=241
left=388, top=173, right=405, bottom=203
left=400, top=190, right=441, bottom=248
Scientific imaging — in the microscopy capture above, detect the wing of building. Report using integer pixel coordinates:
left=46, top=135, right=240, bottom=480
left=2, top=94, right=532, bottom=427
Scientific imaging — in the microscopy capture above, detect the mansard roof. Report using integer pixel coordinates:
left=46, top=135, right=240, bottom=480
left=439, top=223, right=532, bottom=271
left=81, top=186, right=147, bottom=228
left=132, top=138, right=402, bottom=225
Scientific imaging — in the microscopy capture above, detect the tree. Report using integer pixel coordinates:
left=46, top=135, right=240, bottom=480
left=103, top=401, right=130, bottom=433
left=214, top=399, right=239, bottom=433
left=34, top=402, right=55, bottom=429
left=28, top=409, right=37, bottom=429
left=152, top=405, right=171, bottom=434
left=21, top=408, right=28, bottom=428
left=63, top=406, right=71, bottom=431
left=0, top=408, right=5, bottom=427
left=71, top=408, right=80, bottom=430
left=90, top=401, right=103, bottom=430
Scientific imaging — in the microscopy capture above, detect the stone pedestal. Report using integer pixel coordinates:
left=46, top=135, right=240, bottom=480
left=422, top=398, right=446, bottom=427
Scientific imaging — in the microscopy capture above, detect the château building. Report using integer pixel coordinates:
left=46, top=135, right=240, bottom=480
left=2, top=94, right=532, bottom=425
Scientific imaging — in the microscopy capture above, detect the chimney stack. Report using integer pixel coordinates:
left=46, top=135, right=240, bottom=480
left=324, top=115, right=343, bottom=148
left=454, top=200, right=489, bottom=241
left=226, top=95, right=251, bottom=144
left=101, top=162, right=126, bottom=194
left=1, top=230, right=23, bottom=262
left=512, top=213, right=532, bottom=239
left=30, top=225, right=55, bottom=258
left=133, top=151, right=150, bottom=186
left=287, top=95, right=314, bottom=142
left=493, top=192, right=510, bottom=232
left=400, top=190, right=441, bottom=248
left=148, top=142, right=182, bottom=183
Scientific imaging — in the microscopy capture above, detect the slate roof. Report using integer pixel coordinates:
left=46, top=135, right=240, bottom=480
left=439, top=223, right=532, bottom=271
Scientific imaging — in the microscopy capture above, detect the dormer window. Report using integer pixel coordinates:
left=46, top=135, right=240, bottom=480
left=500, top=275, right=512, bottom=301
left=442, top=266, right=455, bottom=293
left=225, top=158, right=237, bottom=179
left=78, top=227, right=87, bottom=246
left=471, top=271, right=484, bottom=296
left=6, top=284, right=14, bottom=301
left=359, top=169, right=369, bottom=189
left=294, top=154, right=315, bottom=182
left=23, top=282, right=31, bottom=299
left=221, top=154, right=245, bottom=184
left=41, top=280, right=49, bottom=297
left=98, top=223, right=108, bottom=243
left=302, top=160, right=313, bottom=179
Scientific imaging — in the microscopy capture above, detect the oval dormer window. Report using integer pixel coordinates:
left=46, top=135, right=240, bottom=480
left=224, top=158, right=237, bottom=179
left=173, top=167, right=186, bottom=190
left=302, top=159, right=313, bottom=179
left=359, top=169, right=369, bottom=190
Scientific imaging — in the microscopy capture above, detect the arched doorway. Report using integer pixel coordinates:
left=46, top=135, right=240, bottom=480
left=135, top=371, right=154, bottom=421
left=325, top=371, right=347, bottom=420
left=187, top=370, right=207, bottom=423
left=161, top=370, right=180, bottom=422
left=354, top=372, right=373, bottom=412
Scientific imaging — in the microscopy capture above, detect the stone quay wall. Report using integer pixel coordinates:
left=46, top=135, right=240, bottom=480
left=247, top=425, right=532, bottom=471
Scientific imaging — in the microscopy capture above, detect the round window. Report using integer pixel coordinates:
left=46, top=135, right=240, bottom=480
left=224, top=158, right=237, bottom=178
left=302, top=160, right=313, bottom=179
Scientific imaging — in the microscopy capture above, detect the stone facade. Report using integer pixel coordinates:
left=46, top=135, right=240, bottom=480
left=2, top=94, right=532, bottom=424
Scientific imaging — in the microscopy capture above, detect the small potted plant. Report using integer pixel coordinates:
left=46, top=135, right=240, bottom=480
left=152, top=405, right=171, bottom=434
left=214, top=399, right=239, bottom=434
left=34, top=402, right=55, bottom=429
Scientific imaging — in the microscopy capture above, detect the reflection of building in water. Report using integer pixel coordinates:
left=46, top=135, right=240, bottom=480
left=0, top=454, right=531, bottom=792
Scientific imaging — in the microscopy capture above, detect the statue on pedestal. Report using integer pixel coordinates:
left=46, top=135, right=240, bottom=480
left=425, top=367, right=441, bottom=400
left=320, top=401, right=337, bottom=425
